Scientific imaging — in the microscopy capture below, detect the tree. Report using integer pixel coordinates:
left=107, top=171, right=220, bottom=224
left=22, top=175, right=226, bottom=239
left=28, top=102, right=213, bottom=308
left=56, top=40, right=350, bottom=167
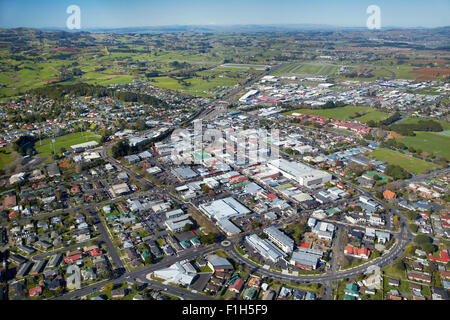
left=394, top=259, right=406, bottom=272
left=103, top=283, right=114, bottom=292
left=111, top=139, right=130, bottom=158
left=384, top=164, right=410, bottom=180
left=409, top=224, right=418, bottom=233
left=182, top=223, right=193, bottom=232
left=414, top=235, right=431, bottom=246
left=422, top=242, right=437, bottom=254
left=393, top=216, right=399, bottom=228
left=199, top=232, right=216, bottom=245
left=144, top=255, right=153, bottom=265
left=405, top=244, right=416, bottom=256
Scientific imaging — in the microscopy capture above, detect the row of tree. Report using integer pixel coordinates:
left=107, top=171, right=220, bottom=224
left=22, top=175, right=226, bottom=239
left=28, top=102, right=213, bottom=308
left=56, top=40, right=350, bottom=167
left=389, top=119, right=443, bottom=136
left=366, top=111, right=402, bottom=128
left=29, top=83, right=167, bottom=108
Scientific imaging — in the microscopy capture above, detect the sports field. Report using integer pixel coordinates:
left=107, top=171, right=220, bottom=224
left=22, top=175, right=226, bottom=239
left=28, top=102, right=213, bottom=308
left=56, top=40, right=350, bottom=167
left=284, top=105, right=389, bottom=123
left=35, top=132, right=101, bottom=158
left=367, top=148, right=439, bottom=174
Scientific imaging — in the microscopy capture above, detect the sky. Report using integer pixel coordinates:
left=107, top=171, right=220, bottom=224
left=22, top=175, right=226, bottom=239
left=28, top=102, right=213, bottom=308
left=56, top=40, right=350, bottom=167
left=0, top=0, right=448, bottom=29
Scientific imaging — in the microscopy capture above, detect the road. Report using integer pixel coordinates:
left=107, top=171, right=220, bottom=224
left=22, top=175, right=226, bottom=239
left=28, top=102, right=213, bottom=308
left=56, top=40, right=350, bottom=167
left=55, top=243, right=220, bottom=300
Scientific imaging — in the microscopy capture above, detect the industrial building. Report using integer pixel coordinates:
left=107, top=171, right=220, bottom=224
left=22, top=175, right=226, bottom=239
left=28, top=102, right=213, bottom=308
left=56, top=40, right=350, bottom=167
left=216, top=218, right=241, bottom=237
left=199, top=197, right=251, bottom=221
left=239, top=89, right=259, bottom=103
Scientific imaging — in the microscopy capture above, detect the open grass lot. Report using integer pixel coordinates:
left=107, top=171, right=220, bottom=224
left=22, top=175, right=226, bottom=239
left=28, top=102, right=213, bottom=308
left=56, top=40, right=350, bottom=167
left=368, top=148, right=439, bottom=174
left=35, top=132, right=101, bottom=158
left=397, top=131, right=450, bottom=160
left=0, top=146, right=19, bottom=170
left=284, top=105, right=389, bottom=123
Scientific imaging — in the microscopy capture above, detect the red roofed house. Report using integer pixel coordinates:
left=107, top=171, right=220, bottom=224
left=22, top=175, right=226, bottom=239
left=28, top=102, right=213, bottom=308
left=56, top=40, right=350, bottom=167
left=90, top=248, right=103, bottom=257
left=440, top=270, right=450, bottom=280
left=29, top=286, right=42, bottom=297
left=228, top=279, right=245, bottom=293
left=344, top=246, right=371, bottom=260
left=64, top=253, right=83, bottom=263
left=298, top=241, right=311, bottom=249
left=383, top=190, right=396, bottom=200
left=267, top=194, right=278, bottom=201
left=429, top=250, right=449, bottom=264
left=3, top=195, right=17, bottom=209
left=407, top=272, right=431, bottom=284
left=8, top=212, right=18, bottom=218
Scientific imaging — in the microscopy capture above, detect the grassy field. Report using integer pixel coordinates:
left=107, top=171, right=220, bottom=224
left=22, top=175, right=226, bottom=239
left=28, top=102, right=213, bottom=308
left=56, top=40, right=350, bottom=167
left=367, top=148, right=439, bottom=174
left=273, top=62, right=339, bottom=76
left=284, top=105, right=389, bottom=123
left=35, top=132, right=101, bottom=158
left=397, top=132, right=450, bottom=160
left=0, top=146, right=19, bottom=170
left=391, top=117, right=450, bottom=159
left=147, top=75, right=240, bottom=97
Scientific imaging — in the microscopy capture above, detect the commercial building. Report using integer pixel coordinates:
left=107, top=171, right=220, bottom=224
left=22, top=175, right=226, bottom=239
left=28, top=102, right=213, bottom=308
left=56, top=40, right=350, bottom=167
left=171, top=167, right=198, bottom=181
left=267, top=159, right=332, bottom=187
left=109, top=183, right=130, bottom=197
left=153, top=260, right=197, bottom=286
left=164, top=214, right=192, bottom=233
left=290, top=247, right=323, bottom=270
left=245, top=234, right=287, bottom=263
left=206, top=254, right=234, bottom=272
left=263, top=227, right=294, bottom=253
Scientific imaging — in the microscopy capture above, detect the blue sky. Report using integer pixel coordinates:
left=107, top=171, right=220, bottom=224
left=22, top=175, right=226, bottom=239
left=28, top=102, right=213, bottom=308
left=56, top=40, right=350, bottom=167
left=0, top=0, right=448, bottom=29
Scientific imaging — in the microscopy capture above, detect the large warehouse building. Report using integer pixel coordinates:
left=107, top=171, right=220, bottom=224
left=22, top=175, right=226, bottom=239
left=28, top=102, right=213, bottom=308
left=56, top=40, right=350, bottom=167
left=199, top=197, right=251, bottom=220
left=267, top=159, right=332, bottom=187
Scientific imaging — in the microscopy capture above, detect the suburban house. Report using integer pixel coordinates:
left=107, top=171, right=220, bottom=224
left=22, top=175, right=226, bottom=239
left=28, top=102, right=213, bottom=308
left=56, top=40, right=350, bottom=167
left=407, top=272, right=432, bottom=284
left=228, top=278, right=245, bottom=293
left=344, top=246, right=371, bottom=260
